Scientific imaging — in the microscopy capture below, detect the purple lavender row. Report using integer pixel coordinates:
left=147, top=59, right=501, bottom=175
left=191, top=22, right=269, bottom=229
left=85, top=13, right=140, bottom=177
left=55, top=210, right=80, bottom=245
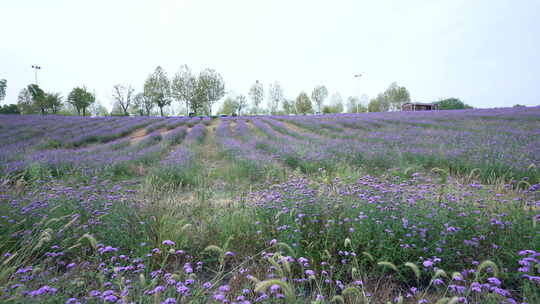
left=215, top=120, right=275, bottom=166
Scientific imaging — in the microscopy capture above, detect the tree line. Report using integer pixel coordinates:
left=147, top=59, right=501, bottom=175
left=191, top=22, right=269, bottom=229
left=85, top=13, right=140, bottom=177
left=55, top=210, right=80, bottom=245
left=0, top=72, right=474, bottom=116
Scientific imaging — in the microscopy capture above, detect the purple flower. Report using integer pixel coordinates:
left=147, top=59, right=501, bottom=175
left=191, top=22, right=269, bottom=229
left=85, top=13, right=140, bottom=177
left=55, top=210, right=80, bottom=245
left=162, top=240, right=176, bottom=246
left=487, top=277, right=502, bottom=286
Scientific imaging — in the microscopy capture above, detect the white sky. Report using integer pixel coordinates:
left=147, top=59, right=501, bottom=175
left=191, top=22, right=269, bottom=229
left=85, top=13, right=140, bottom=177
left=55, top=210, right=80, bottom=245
left=1, top=0, right=539, bottom=111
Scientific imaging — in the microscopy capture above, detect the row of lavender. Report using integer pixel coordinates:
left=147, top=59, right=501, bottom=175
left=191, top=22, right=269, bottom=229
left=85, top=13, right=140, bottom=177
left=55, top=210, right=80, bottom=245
left=242, top=107, right=540, bottom=182
left=0, top=116, right=202, bottom=176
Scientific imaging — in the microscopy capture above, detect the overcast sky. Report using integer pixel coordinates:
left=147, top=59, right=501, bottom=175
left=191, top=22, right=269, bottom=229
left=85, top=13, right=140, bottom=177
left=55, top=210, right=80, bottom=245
left=1, top=0, right=539, bottom=111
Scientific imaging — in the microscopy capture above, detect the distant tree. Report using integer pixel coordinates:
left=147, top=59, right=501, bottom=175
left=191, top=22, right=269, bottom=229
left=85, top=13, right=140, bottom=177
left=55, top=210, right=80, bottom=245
left=190, top=80, right=207, bottom=115
left=0, top=79, right=6, bottom=101
left=384, top=82, right=410, bottom=111
left=67, top=87, right=95, bottom=116
left=513, top=104, right=526, bottom=108
left=436, top=98, right=472, bottom=110
left=133, top=92, right=154, bottom=116
left=268, top=81, right=284, bottom=115
left=144, top=66, right=171, bottom=117
left=248, top=80, right=264, bottom=114
left=0, top=104, right=20, bottom=114
left=282, top=99, right=295, bottom=114
left=329, top=92, right=344, bottom=113
left=346, top=96, right=360, bottom=113
left=368, top=98, right=382, bottom=112
left=235, top=94, right=247, bottom=115
left=89, top=101, right=109, bottom=117
left=17, top=88, right=37, bottom=114
left=295, top=92, right=313, bottom=115
left=218, top=96, right=238, bottom=115
left=27, top=84, right=48, bottom=115
left=171, top=64, right=197, bottom=115
left=45, top=92, right=63, bottom=114
left=112, top=84, right=134, bottom=116
left=311, top=85, right=328, bottom=113
left=198, top=68, right=225, bottom=115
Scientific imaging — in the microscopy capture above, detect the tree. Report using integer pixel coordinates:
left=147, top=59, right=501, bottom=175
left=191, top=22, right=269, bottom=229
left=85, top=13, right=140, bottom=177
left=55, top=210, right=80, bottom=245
left=89, top=101, right=109, bottom=116
left=248, top=80, right=264, bottom=114
left=133, top=92, right=154, bottom=116
left=311, top=85, right=328, bottom=113
left=282, top=99, right=295, bottom=114
left=45, top=92, right=63, bottom=114
left=436, top=98, right=472, bottom=110
left=330, top=92, right=344, bottom=113
left=198, top=68, right=225, bottom=115
left=0, top=79, right=6, bottom=102
left=27, top=84, right=48, bottom=115
left=17, top=88, right=37, bottom=114
left=0, top=104, right=20, bottom=114
left=67, top=87, right=95, bottom=116
left=144, top=66, right=171, bottom=117
left=172, top=64, right=197, bottom=115
left=268, top=81, right=284, bottom=114
left=346, top=96, right=360, bottom=113
left=383, top=82, right=410, bottom=111
left=295, top=92, right=313, bottom=115
left=236, top=94, right=247, bottom=115
left=368, top=98, right=382, bottom=112
left=112, top=84, right=134, bottom=116
left=218, top=96, right=238, bottom=115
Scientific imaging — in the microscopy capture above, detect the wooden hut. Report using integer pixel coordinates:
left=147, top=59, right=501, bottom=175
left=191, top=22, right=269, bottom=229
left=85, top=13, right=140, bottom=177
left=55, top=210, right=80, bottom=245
left=402, top=102, right=438, bottom=111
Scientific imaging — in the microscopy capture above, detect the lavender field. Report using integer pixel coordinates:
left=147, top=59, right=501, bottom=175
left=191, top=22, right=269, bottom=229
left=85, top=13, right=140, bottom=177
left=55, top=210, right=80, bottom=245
left=1, top=107, right=539, bottom=304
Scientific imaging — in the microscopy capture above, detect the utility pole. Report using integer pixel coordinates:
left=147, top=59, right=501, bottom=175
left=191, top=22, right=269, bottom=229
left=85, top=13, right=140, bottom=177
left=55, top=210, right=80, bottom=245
left=31, top=65, right=41, bottom=85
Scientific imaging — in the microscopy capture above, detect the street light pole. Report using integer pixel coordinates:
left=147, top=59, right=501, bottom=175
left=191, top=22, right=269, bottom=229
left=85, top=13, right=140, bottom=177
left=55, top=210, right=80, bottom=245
left=354, top=74, right=362, bottom=113
left=31, top=65, right=41, bottom=85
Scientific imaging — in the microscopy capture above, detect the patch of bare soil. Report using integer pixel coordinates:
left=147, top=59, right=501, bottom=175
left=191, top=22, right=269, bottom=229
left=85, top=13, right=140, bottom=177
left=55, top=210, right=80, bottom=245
left=130, top=128, right=148, bottom=144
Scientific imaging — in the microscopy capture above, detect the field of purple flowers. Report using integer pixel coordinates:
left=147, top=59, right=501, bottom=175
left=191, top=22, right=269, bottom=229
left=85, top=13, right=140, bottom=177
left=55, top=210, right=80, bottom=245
left=0, top=107, right=539, bottom=303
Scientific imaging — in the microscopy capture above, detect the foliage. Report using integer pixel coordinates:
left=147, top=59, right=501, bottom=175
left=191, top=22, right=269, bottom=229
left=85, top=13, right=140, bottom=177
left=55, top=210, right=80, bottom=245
left=330, top=92, right=344, bottom=113
left=67, top=86, right=95, bottom=116
left=368, top=95, right=387, bottom=112
left=346, top=96, right=367, bottom=113
left=112, top=84, right=134, bottom=116
left=282, top=98, right=296, bottom=114
left=0, top=104, right=20, bottom=114
left=218, top=96, right=238, bottom=115
left=295, top=91, right=313, bottom=114
left=144, top=66, right=171, bottom=117
left=268, top=81, right=283, bottom=114
left=0, top=108, right=539, bottom=303
left=45, top=92, right=63, bottom=114
left=385, top=82, right=411, bottom=110
left=235, top=94, right=247, bottom=115
left=248, top=80, right=264, bottom=114
left=133, top=91, right=154, bottom=116
left=368, top=82, right=410, bottom=112
left=198, top=68, right=225, bottom=116
left=171, top=64, right=197, bottom=116
left=311, top=85, right=328, bottom=113
left=0, top=79, right=6, bottom=101
left=436, top=97, right=473, bottom=110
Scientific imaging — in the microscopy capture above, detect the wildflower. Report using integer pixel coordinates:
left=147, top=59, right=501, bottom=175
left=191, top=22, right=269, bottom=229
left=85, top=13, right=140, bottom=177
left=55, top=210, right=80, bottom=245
left=219, top=285, right=230, bottom=292
left=270, top=284, right=280, bottom=293
left=162, top=240, right=175, bottom=246
left=162, top=298, right=177, bottom=304
left=487, top=277, right=501, bottom=286
left=422, top=260, right=433, bottom=267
